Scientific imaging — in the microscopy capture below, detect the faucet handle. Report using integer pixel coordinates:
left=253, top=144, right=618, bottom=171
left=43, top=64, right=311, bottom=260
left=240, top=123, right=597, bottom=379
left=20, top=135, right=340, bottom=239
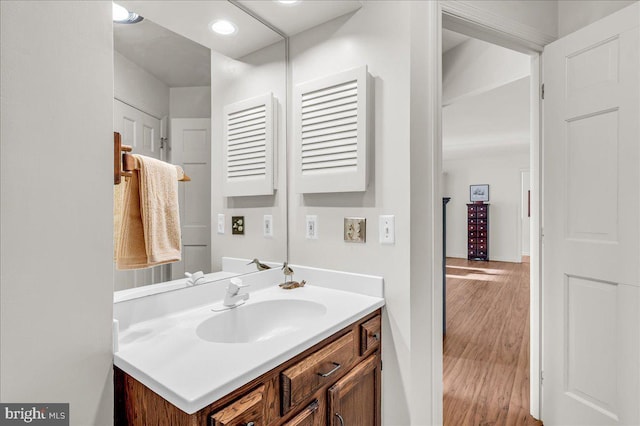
left=228, top=277, right=249, bottom=293
left=185, top=271, right=205, bottom=286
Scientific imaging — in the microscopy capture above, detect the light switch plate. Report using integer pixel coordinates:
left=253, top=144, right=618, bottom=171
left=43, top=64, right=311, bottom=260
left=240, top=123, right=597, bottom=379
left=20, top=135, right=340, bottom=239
left=379, top=215, right=395, bottom=244
left=263, top=215, right=273, bottom=237
left=306, top=215, right=318, bottom=239
left=344, top=217, right=366, bottom=243
left=217, top=214, right=225, bottom=234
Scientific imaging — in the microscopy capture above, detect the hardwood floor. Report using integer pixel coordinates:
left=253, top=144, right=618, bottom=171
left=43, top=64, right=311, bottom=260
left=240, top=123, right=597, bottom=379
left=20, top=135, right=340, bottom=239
left=443, top=258, right=543, bottom=426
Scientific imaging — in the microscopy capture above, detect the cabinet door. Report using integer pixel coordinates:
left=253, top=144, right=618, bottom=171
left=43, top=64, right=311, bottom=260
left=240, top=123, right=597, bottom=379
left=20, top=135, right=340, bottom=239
left=283, top=399, right=324, bottom=426
left=210, top=385, right=265, bottom=426
left=327, top=354, right=380, bottom=426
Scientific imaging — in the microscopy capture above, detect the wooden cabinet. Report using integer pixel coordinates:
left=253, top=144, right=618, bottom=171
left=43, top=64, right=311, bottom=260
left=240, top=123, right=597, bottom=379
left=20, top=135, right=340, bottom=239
left=211, top=385, right=266, bottom=426
left=282, top=399, right=324, bottom=426
left=467, top=203, right=489, bottom=261
left=281, top=332, right=356, bottom=414
left=115, top=310, right=382, bottom=426
left=327, top=354, right=380, bottom=426
left=359, top=316, right=380, bottom=356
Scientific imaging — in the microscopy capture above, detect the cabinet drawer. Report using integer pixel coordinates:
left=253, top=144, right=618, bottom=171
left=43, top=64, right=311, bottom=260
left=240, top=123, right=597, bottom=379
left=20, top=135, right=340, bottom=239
left=468, top=249, right=477, bottom=257
left=360, top=315, right=381, bottom=355
left=211, top=385, right=265, bottom=426
left=468, top=225, right=477, bottom=232
left=477, top=205, right=487, bottom=212
left=281, top=332, right=355, bottom=414
left=283, top=399, right=324, bottom=426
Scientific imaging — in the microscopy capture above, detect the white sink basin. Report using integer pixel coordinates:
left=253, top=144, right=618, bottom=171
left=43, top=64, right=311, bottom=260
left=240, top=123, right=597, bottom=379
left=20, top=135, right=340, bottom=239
left=196, top=299, right=327, bottom=343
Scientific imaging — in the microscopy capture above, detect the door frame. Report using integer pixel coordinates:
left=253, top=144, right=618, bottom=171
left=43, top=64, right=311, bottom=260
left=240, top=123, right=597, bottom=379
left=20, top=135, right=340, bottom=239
left=429, top=1, right=552, bottom=422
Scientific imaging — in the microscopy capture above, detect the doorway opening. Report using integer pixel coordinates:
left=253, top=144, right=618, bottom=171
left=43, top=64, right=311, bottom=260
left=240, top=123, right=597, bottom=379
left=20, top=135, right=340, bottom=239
left=434, top=5, right=548, bottom=424
left=441, top=28, right=538, bottom=425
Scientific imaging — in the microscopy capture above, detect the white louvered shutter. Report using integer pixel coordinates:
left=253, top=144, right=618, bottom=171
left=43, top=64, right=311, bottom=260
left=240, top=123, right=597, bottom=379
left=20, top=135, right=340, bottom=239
left=294, top=66, right=370, bottom=193
left=222, top=93, right=275, bottom=196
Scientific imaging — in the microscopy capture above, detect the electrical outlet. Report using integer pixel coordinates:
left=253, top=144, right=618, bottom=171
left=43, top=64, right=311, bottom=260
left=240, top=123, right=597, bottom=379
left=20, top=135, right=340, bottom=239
left=263, top=215, right=273, bottom=237
left=306, top=215, right=318, bottom=239
left=217, top=214, right=225, bottom=234
left=232, top=216, right=245, bottom=235
left=344, top=217, right=366, bottom=243
left=379, top=215, right=395, bottom=244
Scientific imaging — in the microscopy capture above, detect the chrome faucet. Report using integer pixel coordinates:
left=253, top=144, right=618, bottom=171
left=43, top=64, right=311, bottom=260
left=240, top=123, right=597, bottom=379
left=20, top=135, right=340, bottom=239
left=223, top=278, right=250, bottom=307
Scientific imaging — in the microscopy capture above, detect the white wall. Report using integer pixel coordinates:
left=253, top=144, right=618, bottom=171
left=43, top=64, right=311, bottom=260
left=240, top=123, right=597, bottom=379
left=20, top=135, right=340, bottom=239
left=289, top=3, right=414, bottom=423
left=0, top=1, right=114, bottom=425
left=114, top=51, right=169, bottom=119
left=170, top=86, right=211, bottom=118
left=558, top=0, right=638, bottom=37
left=443, top=149, right=529, bottom=263
left=211, top=41, right=287, bottom=272
left=443, top=38, right=530, bottom=105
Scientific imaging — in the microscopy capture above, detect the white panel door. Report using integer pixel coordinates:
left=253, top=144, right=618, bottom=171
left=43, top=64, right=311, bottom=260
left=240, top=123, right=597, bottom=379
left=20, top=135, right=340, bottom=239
left=542, top=3, right=640, bottom=424
left=170, top=118, right=211, bottom=279
left=113, top=100, right=165, bottom=290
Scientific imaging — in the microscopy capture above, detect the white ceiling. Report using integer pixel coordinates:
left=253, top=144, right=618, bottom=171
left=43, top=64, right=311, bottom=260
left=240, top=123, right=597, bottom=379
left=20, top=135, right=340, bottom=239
left=238, top=0, right=363, bottom=37
left=114, top=1, right=364, bottom=87
left=442, top=29, right=470, bottom=53
left=114, top=19, right=211, bottom=87
left=443, top=77, right=530, bottom=156
left=118, top=1, right=283, bottom=59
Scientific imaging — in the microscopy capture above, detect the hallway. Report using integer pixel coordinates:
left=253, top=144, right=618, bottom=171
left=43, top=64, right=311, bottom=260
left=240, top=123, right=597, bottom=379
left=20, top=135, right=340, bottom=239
left=443, top=258, right=542, bottom=426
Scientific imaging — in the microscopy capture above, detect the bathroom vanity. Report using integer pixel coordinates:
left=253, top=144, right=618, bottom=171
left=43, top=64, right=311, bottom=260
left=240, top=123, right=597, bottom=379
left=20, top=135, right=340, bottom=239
left=115, top=309, right=381, bottom=425
left=113, top=266, right=384, bottom=426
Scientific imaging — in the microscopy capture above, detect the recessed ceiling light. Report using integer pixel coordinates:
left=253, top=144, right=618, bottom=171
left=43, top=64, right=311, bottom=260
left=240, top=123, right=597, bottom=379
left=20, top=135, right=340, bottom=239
left=210, top=20, right=238, bottom=36
left=112, top=3, right=143, bottom=24
left=277, top=0, right=300, bottom=4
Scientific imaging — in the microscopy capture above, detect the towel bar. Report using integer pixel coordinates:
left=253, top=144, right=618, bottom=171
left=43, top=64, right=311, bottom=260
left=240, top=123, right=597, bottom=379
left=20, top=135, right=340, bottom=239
left=114, top=132, right=190, bottom=184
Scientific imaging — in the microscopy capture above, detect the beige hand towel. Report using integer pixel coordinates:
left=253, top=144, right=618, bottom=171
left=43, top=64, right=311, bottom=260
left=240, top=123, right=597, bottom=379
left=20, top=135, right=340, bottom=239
left=116, top=155, right=182, bottom=270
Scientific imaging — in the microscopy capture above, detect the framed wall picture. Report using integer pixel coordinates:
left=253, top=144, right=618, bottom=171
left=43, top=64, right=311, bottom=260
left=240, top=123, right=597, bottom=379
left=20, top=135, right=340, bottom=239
left=470, top=184, right=489, bottom=202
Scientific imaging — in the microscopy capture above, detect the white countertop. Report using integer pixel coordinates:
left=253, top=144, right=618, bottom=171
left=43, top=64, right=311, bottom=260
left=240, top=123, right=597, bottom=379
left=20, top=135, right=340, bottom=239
left=114, top=283, right=384, bottom=414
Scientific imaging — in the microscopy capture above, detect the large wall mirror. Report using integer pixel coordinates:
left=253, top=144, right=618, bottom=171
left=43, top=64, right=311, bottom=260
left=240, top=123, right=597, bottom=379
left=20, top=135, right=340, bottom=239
left=113, top=1, right=287, bottom=297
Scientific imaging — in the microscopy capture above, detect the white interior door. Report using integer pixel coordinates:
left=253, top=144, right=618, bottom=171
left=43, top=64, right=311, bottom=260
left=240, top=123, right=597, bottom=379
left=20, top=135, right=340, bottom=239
left=542, top=3, right=640, bottom=424
left=170, top=118, right=211, bottom=279
left=113, top=99, right=166, bottom=290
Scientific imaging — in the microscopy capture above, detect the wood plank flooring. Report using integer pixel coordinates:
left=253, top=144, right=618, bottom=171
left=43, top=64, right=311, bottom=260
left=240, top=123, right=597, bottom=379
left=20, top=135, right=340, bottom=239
left=443, top=258, right=543, bottom=426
